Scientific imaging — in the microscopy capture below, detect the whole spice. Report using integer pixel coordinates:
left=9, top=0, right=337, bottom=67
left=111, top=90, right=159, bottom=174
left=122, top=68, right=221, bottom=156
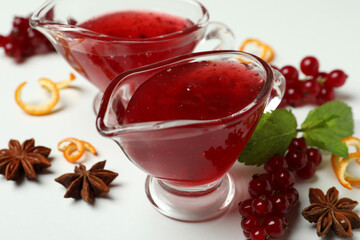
left=0, top=138, right=51, bottom=181
left=55, top=160, right=118, bottom=203
left=302, top=187, right=360, bottom=238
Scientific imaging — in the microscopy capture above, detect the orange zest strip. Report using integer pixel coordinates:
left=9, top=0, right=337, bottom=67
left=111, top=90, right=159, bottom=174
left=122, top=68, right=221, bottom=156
left=331, top=154, right=342, bottom=174
left=54, top=73, right=76, bottom=89
left=344, top=136, right=360, bottom=164
left=331, top=136, right=360, bottom=189
left=239, top=38, right=275, bottom=63
left=62, top=143, right=77, bottom=152
left=82, top=141, right=97, bottom=155
left=15, top=78, right=60, bottom=116
left=263, top=44, right=274, bottom=63
left=336, top=152, right=360, bottom=190
left=63, top=143, right=78, bottom=159
left=58, top=138, right=85, bottom=163
left=239, top=38, right=262, bottom=51
left=339, top=157, right=360, bottom=186
left=58, top=138, right=97, bottom=163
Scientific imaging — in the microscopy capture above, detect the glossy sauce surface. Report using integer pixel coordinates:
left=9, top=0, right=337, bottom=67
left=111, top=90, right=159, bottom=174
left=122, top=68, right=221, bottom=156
left=79, top=10, right=194, bottom=39
left=122, top=60, right=265, bottom=124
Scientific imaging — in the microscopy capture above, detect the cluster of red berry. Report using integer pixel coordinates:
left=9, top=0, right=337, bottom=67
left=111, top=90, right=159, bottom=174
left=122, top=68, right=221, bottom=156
left=277, top=56, right=347, bottom=107
left=0, top=15, right=54, bottom=63
left=239, top=137, right=322, bottom=239
left=239, top=168, right=298, bottom=239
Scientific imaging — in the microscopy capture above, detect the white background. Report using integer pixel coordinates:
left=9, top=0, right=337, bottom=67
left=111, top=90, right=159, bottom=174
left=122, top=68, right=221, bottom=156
left=1, top=0, right=360, bottom=239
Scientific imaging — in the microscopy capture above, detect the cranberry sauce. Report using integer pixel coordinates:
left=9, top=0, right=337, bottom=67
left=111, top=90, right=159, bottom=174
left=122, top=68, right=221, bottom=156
left=60, top=10, right=199, bottom=91
left=115, top=60, right=267, bottom=186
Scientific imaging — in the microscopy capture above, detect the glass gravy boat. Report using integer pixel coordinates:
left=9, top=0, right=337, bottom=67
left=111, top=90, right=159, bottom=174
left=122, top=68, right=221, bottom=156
left=30, top=0, right=235, bottom=110
left=96, top=50, right=285, bottom=221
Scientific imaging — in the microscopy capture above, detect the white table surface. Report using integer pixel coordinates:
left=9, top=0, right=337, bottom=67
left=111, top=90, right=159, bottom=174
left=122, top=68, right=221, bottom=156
left=1, top=0, right=360, bottom=239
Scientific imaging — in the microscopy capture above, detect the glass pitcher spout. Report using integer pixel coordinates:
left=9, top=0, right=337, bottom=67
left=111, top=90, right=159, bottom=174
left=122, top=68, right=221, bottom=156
left=30, top=0, right=84, bottom=43
left=30, top=0, right=97, bottom=81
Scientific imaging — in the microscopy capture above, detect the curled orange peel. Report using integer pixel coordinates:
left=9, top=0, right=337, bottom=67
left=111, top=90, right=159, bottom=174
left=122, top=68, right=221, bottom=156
left=15, top=78, right=60, bottom=116
left=58, top=138, right=97, bottom=163
left=58, top=138, right=85, bottom=163
left=54, top=73, right=76, bottom=89
left=82, top=141, right=97, bottom=155
left=331, top=136, right=360, bottom=190
left=15, top=73, right=75, bottom=116
left=239, top=38, right=274, bottom=63
left=262, top=45, right=274, bottom=63
left=63, top=143, right=79, bottom=161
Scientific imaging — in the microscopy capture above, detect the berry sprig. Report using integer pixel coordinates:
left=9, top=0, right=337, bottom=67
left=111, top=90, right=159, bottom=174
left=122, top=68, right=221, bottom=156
left=277, top=56, right=347, bottom=108
left=239, top=137, right=323, bottom=239
left=239, top=162, right=299, bottom=239
left=0, top=15, right=54, bottom=63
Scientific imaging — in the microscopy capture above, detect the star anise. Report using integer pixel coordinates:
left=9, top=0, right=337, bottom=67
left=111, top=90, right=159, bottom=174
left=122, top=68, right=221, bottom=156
left=0, top=138, right=51, bottom=181
left=55, top=160, right=118, bottom=203
left=302, top=187, right=360, bottom=238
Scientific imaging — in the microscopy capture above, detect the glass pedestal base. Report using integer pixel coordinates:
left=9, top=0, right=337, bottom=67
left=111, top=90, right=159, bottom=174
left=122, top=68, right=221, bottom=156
left=145, top=173, right=235, bottom=222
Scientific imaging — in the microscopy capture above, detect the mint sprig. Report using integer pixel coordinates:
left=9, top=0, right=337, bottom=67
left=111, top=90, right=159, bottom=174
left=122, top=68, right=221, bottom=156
left=238, top=100, right=353, bottom=166
left=301, top=101, right=353, bottom=157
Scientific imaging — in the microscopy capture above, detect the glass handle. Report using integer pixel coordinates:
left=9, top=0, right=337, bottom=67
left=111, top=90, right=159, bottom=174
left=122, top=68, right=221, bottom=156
left=264, top=69, right=286, bottom=112
left=197, top=21, right=236, bottom=51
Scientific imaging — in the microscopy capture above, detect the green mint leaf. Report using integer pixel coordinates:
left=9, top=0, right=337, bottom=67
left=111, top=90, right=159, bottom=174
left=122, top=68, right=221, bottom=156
left=305, top=133, right=349, bottom=157
left=301, top=100, right=353, bottom=158
left=238, top=109, right=297, bottom=166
